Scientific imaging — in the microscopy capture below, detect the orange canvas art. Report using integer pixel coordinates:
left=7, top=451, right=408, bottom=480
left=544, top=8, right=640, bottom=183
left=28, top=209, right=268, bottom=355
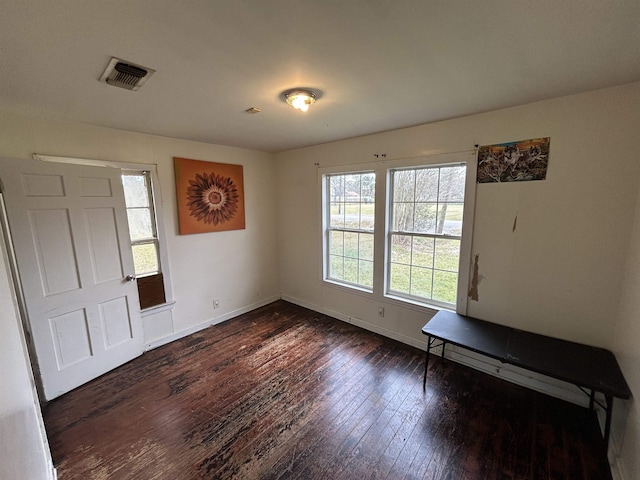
left=174, top=157, right=246, bottom=234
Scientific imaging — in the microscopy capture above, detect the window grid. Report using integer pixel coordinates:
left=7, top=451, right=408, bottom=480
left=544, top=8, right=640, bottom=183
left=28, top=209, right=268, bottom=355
left=325, top=172, right=375, bottom=290
left=122, top=171, right=161, bottom=276
left=387, top=164, right=465, bottom=307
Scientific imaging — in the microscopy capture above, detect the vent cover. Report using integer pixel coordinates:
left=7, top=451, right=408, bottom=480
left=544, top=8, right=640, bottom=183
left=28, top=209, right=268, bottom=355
left=100, top=57, right=155, bottom=91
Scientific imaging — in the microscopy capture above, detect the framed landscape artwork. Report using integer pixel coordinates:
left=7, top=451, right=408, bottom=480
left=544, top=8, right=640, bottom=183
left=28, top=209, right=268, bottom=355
left=477, top=137, right=550, bottom=183
left=174, top=157, right=246, bottom=234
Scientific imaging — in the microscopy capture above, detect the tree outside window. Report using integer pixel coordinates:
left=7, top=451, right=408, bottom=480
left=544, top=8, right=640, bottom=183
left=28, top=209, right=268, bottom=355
left=388, top=164, right=466, bottom=307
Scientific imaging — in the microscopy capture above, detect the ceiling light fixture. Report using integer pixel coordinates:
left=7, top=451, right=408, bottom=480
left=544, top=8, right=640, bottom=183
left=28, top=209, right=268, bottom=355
left=283, top=89, right=317, bottom=112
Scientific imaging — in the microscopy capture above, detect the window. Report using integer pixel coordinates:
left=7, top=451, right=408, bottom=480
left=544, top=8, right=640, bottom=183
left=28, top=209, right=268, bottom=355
left=122, top=171, right=159, bottom=274
left=387, top=164, right=466, bottom=307
left=122, top=171, right=166, bottom=309
left=325, top=172, right=375, bottom=289
left=321, top=155, right=473, bottom=312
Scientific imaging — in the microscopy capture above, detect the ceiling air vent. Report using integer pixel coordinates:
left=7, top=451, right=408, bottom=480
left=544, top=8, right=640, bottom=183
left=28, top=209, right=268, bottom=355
left=100, top=57, right=155, bottom=91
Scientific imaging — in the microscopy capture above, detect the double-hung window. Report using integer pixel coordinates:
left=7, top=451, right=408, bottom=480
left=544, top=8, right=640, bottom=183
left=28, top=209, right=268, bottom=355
left=122, top=171, right=159, bottom=275
left=322, top=158, right=471, bottom=311
left=325, top=172, right=375, bottom=290
left=387, top=164, right=466, bottom=308
left=122, top=170, right=166, bottom=309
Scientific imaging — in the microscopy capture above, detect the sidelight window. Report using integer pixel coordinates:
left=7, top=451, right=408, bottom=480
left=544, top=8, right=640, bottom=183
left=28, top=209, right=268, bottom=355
left=122, top=171, right=166, bottom=309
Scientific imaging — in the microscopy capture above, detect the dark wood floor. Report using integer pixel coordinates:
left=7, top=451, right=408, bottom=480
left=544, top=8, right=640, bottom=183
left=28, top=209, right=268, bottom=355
left=43, top=301, right=611, bottom=480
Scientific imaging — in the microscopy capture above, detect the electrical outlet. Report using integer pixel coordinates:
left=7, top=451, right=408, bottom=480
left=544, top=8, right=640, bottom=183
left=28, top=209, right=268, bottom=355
left=378, top=307, right=384, bottom=317
left=213, top=299, right=220, bottom=309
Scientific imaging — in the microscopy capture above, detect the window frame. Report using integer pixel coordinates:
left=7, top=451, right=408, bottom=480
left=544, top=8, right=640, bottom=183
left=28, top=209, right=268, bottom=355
left=319, top=152, right=476, bottom=314
left=322, top=170, right=376, bottom=292
left=122, top=170, right=161, bottom=277
left=385, top=163, right=467, bottom=310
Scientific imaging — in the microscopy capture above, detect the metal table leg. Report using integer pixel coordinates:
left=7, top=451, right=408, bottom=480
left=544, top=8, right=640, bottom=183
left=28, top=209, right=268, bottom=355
left=423, top=335, right=432, bottom=391
left=604, top=394, right=613, bottom=448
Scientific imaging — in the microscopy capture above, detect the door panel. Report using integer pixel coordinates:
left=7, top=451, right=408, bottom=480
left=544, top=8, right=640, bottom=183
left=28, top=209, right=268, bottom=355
left=85, top=207, right=124, bottom=283
left=30, top=208, right=81, bottom=295
left=22, top=173, right=65, bottom=197
left=0, top=157, right=143, bottom=400
left=99, top=296, right=133, bottom=348
left=79, top=176, right=113, bottom=197
left=50, top=309, right=92, bottom=368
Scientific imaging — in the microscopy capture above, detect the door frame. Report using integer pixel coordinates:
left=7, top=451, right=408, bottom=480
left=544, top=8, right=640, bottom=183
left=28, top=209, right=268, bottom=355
left=0, top=191, right=46, bottom=400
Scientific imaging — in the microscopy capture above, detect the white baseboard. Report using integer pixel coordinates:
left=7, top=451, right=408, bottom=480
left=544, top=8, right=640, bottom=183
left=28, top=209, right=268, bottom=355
left=282, top=295, right=588, bottom=401
left=144, top=294, right=281, bottom=351
left=281, top=295, right=612, bottom=429
left=280, top=294, right=429, bottom=351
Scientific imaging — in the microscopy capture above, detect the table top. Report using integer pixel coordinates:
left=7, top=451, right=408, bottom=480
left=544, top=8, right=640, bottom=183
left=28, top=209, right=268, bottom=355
left=422, top=310, right=631, bottom=399
left=422, top=311, right=511, bottom=361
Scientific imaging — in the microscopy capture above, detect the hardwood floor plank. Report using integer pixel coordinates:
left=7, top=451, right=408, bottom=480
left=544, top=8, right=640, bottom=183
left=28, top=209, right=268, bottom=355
left=259, top=335, right=394, bottom=480
left=317, top=351, right=417, bottom=479
left=289, top=346, right=404, bottom=479
left=334, top=357, right=425, bottom=480
left=43, top=301, right=612, bottom=480
left=199, top=325, right=362, bottom=478
left=368, top=385, right=433, bottom=479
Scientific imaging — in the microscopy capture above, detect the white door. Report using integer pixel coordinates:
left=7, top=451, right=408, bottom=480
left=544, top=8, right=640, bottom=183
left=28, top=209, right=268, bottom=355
left=0, top=157, right=143, bottom=400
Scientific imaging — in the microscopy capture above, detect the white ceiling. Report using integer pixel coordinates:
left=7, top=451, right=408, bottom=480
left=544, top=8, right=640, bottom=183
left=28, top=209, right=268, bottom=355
left=1, top=1, right=639, bottom=153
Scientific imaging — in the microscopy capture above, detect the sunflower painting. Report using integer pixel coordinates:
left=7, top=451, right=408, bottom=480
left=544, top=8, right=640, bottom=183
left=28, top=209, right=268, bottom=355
left=174, top=157, right=245, bottom=234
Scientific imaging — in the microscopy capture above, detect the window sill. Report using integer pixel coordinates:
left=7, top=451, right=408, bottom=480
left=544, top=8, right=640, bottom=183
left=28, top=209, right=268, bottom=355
left=383, top=293, right=453, bottom=314
left=140, top=300, right=176, bottom=317
left=321, top=279, right=456, bottom=316
left=323, top=278, right=374, bottom=295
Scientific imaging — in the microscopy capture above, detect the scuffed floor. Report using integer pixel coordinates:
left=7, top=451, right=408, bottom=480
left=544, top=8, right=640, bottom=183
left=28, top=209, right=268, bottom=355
left=44, top=301, right=611, bottom=480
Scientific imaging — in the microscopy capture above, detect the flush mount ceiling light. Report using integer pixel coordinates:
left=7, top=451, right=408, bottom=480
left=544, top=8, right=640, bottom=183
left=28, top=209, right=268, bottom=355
left=283, top=89, right=317, bottom=112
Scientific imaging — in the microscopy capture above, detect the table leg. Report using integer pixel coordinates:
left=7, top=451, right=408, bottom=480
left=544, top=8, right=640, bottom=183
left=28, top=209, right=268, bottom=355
left=589, top=389, right=595, bottom=410
left=423, top=336, right=432, bottom=391
left=604, top=394, right=613, bottom=448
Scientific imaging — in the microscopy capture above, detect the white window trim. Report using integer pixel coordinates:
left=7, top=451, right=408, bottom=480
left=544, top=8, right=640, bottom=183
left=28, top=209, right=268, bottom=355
left=385, top=163, right=472, bottom=312
left=318, top=151, right=476, bottom=314
left=122, top=170, right=162, bottom=277
left=32, top=154, right=175, bottom=310
left=140, top=299, right=176, bottom=317
left=322, top=170, right=376, bottom=291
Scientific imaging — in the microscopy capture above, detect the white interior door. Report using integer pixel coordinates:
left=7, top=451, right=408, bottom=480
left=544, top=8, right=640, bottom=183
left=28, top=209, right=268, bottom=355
left=0, top=157, right=143, bottom=401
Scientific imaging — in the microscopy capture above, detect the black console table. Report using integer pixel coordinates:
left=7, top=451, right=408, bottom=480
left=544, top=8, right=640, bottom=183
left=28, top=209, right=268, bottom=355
left=422, top=310, right=631, bottom=447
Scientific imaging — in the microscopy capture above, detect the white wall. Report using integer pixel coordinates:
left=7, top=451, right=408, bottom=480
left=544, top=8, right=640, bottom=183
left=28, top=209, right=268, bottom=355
left=612, top=180, right=640, bottom=479
left=0, top=110, right=281, bottom=478
left=0, top=234, right=53, bottom=479
left=0, top=111, right=281, bottom=343
left=2, top=82, right=639, bottom=478
left=275, top=81, right=640, bottom=348
left=275, top=82, right=640, bottom=478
